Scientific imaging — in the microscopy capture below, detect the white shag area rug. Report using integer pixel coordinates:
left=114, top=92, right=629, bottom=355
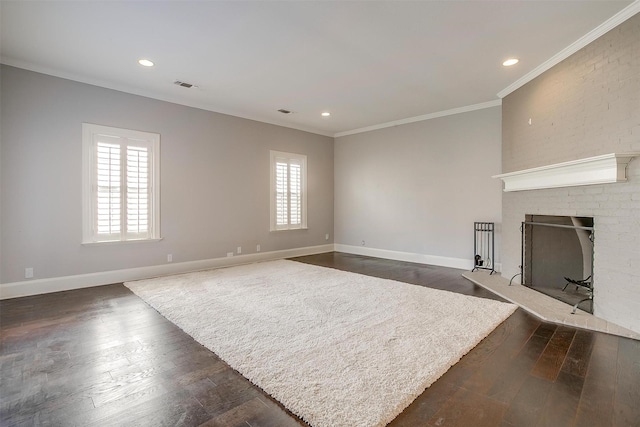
left=125, top=260, right=516, bottom=427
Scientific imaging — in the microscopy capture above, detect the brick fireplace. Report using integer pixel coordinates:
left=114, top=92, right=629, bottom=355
left=499, top=13, right=640, bottom=335
left=501, top=160, right=640, bottom=334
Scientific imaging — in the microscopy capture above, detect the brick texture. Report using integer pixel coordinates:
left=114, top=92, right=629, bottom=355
left=503, top=14, right=640, bottom=173
left=501, top=14, right=640, bottom=334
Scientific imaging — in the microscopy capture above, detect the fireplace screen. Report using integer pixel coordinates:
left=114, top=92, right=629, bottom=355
left=521, top=215, right=594, bottom=314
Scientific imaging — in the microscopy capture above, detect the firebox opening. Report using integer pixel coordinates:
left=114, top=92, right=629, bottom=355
left=523, top=215, right=594, bottom=314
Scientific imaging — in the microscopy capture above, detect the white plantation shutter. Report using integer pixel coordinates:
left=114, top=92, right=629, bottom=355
left=125, top=145, right=150, bottom=238
left=83, top=124, right=160, bottom=243
left=275, top=160, right=288, bottom=226
left=270, top=151, right=307, bottom=231
left=289, top=160, right=301, bottom=226
left=96, top=140, right=122, bottom=238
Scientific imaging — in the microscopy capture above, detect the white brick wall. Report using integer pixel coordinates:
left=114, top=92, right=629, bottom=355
left=501, top=14, right=640, bottom=334
left=503, top=14, right=640, bottom=173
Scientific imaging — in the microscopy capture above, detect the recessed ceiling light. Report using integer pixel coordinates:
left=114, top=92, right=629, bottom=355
left=321, top=112, right=331, bottom=117
left=503, top=58, right=519, bottom=67
left=138, top=59, right=154, bottom=67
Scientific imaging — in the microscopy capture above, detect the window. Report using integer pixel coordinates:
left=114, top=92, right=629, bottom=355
left=270, top=150, right=307, bottom=231
left=82, top=123, right=160, bottom=243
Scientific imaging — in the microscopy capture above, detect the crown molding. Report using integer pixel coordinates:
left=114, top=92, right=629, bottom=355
left=334, top=99, right=502, bottom=138
left=0, top=58, right=335, bottom=138
left=497, top=0, right=640, bottom=99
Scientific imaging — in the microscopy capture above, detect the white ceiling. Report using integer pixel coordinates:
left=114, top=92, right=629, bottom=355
left=0, top=1, right=635, bottom=137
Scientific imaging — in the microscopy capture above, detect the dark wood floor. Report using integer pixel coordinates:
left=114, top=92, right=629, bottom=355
left=1, top=252, right=638, bottom=426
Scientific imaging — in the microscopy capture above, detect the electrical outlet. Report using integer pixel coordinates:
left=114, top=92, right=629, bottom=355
left=256, top=244, right=261, bottom=252
left=227, top=252, right=234, bottom=257
left=25, top=267, right=34, bottom=279
left=325, top=233, right=329, bottom=240
left=237, top=246, right=242, bottom=254
left=167, top=254, right=173, bottom=263
left=361, top=240, right=365, bottom=246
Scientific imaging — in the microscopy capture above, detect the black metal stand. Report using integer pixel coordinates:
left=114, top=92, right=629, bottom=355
left=472, top=222, right=495, bottom=275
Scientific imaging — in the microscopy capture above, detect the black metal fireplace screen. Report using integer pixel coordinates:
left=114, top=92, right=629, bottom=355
left=515, top=215, right=594, bottom=314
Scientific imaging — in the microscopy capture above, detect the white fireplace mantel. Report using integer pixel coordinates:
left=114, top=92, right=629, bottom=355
left=493, top=153, right=640, bottom=192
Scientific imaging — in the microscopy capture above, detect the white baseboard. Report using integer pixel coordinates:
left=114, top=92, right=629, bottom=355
left=1, top=243, right=502, bottom=299
left=0, top=244, right=334, bottom=300
left=334, top=244, right=502, bottom=273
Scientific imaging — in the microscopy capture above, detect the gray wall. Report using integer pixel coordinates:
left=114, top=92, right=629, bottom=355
left=0, top=65, right=334, bottom=284
left=334, top=106, right=502, bottom=265
left=501, top=14, right=640, bottom=333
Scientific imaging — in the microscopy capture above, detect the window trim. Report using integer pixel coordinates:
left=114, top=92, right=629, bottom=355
left=82, top=123, right=161, bottom=244
left=270, top=150, right=307, bottom=231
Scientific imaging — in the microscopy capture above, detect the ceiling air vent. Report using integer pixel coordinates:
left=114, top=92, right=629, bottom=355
left=277, top=109, right=293, bottom=114
left=174, top=80, right=194, bottom=88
